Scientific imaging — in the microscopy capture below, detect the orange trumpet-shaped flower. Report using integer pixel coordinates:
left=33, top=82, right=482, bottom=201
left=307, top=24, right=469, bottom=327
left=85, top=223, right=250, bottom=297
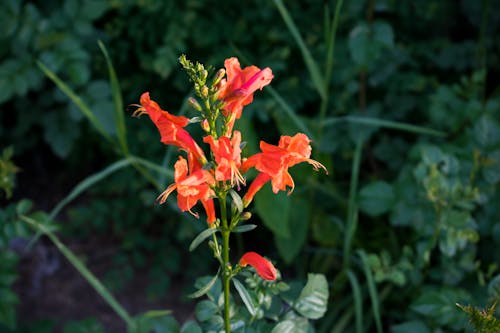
left=217, top=57, right=273, bottom=135
left=158, top=156, right=216, bottom=224
left=134, top=92, right=207, bottom=165
left=239, top=252, right=277, bottom=281
left=242, top=133, right=327, bottom=205
left=203, top=130, right=245, bottom=187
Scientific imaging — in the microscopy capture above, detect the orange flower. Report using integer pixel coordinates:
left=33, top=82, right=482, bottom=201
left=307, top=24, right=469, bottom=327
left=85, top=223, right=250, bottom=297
left=203, top=130, right=245, bottom=187
left=158, top=156, right=216, bottom=224
left=217, top=57, right=273, bottom=135
left=242, top=133, right=327, bottom=205
left=134, top=92, right=206, bottom=165
left=239, top=252, right=277, bottom=281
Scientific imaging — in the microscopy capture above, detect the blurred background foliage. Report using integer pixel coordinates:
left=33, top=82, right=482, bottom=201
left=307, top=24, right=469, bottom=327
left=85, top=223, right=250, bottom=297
left=1, top=0, right=499, bottom=332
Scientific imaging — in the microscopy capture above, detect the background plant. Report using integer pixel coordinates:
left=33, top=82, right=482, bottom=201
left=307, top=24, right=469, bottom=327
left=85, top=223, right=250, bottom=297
left=1, top=0, right=499, bottom=332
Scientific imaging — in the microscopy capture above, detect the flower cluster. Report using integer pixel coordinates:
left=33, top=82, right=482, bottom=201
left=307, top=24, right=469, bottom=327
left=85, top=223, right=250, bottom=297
left=135, top=56, right=326, bottom=281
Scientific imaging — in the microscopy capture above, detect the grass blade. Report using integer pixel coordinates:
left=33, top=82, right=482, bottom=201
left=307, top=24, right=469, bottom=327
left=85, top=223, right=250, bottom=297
left=37, top=61, right=113, bottom=144
left=343, top=139, right=363, bottom=268
left=358, top=250, right=383, bottom=333
left=266, top=86, right=314, bottom=140
left=346, top=270, right=363, bottom=333
left=49, top=158, right=132, bottom=220
left=273, top=0, right=326, bottom=100
left=20, top=215, right=133, bottom=328
left=98, top=41, right=128, bottom=155
left=323, top=116, right=446, bottom=137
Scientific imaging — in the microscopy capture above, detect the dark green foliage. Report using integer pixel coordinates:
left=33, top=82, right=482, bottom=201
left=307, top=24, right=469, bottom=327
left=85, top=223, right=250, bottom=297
left=1, top=0, right=500, bottom=332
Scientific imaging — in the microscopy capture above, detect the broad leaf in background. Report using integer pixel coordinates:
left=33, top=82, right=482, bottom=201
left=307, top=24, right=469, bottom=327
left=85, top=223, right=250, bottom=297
left=293, top=274, right=328, bottom=320
left=255, top=184, right=291, bottom=238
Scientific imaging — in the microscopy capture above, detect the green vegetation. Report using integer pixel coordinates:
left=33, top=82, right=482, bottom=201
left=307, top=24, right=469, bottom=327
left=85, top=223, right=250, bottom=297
left=1, top=0, right=499, bottom=332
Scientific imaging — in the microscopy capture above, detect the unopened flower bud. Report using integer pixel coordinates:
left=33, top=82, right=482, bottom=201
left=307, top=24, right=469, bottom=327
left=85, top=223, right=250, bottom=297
left=211, top=68, right=226, bottom=86
left=188, top=97, right=202, bottom=112
left=201, top=85, right=209, bottom=98
left=201, top=119, right=210, bottom=132
left=240, top=211, right=252, bottom=220
left=201, top=69, right=208, bottom=82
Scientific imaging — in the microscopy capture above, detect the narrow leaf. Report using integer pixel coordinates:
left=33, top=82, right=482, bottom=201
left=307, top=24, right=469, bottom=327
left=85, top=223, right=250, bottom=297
left=359, top=250, right=383, bottom=333
left=273, top=0, right=326, bottom=100
left=229, top=189, right=243, bottom=213
left=189, top=227, right=218, bottom=252
left=37, top=61, right=113, bottom=143
left=232, top=278, right=257, bottom=316
left=188, top=269, right=220, bottom=299
left=20, top=215, right=133, bottom=328
left=346, top=270, right=363, bottom=333
left=232, top=224, right=257, bottom=233
left=323, top=116, right=446, bottom=137
left=49, top=158, right=132, bottom=220
left=98, top=40, right=128, bottom=155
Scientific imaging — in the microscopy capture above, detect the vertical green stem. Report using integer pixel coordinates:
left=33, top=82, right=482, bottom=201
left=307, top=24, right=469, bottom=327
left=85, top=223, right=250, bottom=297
left=343, top=139, right=363, bottom=268
left=219, top=193, right=231, bottom=333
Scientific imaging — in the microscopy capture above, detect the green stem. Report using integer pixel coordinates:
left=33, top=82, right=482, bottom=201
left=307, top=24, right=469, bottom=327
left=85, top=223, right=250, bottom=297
left=343, top=139, right=363, bottom=268
left=220, top=193, right=231, bottom=333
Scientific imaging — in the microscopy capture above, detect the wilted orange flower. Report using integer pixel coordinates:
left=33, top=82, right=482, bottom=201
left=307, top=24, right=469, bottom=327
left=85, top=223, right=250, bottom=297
left=239, top=251, right=277, bottom=281
left=242, top=133, right=327, bottom=206
left=158, top=156, right=216, bottom=224
left=134, top=92, right=207, bottom=165
left=203, top=130, right=245, bottom=187
left=217, top=57, right=273, bottom=135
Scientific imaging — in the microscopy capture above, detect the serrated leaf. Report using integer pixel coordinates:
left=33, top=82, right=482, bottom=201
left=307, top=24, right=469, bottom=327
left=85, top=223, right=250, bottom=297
left=233, top=278, right=258, bottom=316
left=189, top=227, right=218, bottom=252
left=293, top=274, right=329, bottom=319
left=188, top=269, right=220, bottom=299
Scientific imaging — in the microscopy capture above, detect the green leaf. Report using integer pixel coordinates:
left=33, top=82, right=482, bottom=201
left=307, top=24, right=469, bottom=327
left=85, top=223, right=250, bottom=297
left=195, top=300, right=219, bottom=322
left=271, top=317, right=309, bottom=333
left=98, top=40, right=128, bottom=155
left=346, top=270, right=363, bottom=333
left=348, top=23, right=370, bottom=66
left=293, top=273, right=329, bottom=319
left=37, top=61, right=113, bottom=144
left=273, top=0, right=326, bottom=100
left=275, top=197, right=310, bottom=263
left=189, top=227, right=218, bottom=252
left=233, top=278, right=258, bottom=316
left=359, top=181, right=395, bottom=217
left=49, top=158, right=132, bottom=220
left=391, top=320, right=431, bottom=333
left=188, top=269, right=220, bottom=299
left=229, top=189, right=243, bottom=213
left=180, top=320, right=202, bottom=333
left=255, top=183, right=291, bottom=238
left=232, top=224, right=257, bottom=233
left=373, top=21, right=395, bottom=48
left=63, top=318, right=105, bottom=333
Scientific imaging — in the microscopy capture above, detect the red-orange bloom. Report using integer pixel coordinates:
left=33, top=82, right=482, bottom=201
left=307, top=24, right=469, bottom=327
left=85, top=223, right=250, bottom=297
left=239, top=251, right=277, bottom=281
left=242, top=133, right=327, bottom=205
left=157, top=156, right=216, bottom=224
left=217, top=57, right=273, bottom=135
left=134, top=92, right=206, bottom=165
left=203, top=130, right=245, bottom=187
